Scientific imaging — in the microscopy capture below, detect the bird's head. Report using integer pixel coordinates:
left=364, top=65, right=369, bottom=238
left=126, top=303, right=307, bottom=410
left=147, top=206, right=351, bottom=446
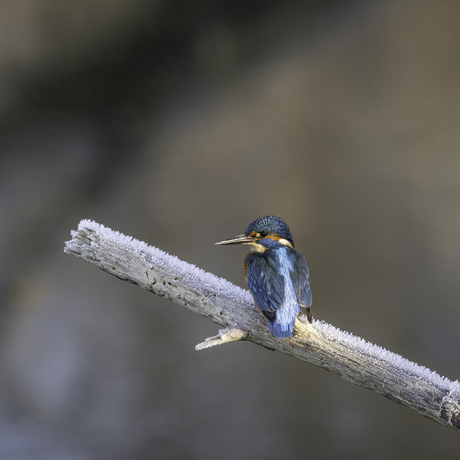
left=215, top=216, right=294, bottom=250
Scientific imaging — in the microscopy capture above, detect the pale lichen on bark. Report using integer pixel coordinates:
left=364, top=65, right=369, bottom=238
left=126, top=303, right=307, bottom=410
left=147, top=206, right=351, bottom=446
left=64, top=219, right=460, bottom=433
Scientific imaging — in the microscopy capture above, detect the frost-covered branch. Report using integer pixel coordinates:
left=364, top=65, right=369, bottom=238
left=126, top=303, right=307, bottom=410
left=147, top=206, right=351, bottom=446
left=64, top=219, right=460, bottom=433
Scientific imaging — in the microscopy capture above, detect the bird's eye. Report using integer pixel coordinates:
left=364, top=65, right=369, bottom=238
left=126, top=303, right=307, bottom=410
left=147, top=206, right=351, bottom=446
left=259, top=231, right=267, bottom=238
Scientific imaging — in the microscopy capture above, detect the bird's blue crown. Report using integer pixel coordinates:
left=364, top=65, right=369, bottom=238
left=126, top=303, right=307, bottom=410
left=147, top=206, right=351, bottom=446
left=245, top=216, right=295, bottom=247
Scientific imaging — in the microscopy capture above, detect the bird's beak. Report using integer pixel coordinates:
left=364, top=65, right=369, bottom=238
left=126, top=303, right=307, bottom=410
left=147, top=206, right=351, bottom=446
left=215, top=234, right=255, bottom=245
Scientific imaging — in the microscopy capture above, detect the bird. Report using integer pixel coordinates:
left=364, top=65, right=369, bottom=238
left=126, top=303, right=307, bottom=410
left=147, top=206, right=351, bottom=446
left=215, top=216, right=312, bottom=338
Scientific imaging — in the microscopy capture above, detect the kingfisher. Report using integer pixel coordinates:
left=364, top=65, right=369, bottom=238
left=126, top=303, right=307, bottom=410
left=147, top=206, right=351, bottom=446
left=215, top=216, right=312, bottom=338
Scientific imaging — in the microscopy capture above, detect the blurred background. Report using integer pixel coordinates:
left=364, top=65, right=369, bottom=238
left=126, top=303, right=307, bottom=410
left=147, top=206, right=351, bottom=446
left=0, top=0, right=459, bottom=458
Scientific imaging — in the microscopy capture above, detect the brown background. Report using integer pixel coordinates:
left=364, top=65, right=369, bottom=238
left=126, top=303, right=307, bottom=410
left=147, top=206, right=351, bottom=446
left=0, top=1, right=459, bottom=458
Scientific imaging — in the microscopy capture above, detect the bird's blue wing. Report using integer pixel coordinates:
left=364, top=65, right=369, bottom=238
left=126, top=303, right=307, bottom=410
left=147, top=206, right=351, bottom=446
left=290, top=251, right=312, bottom=309
left=245, top=253, right=285, bottom=320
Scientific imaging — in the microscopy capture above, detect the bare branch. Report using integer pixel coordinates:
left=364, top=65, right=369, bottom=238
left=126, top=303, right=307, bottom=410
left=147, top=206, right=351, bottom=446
left=195, top=327, right=248, bottom=350
left=64, top=219, right=460, bottom=433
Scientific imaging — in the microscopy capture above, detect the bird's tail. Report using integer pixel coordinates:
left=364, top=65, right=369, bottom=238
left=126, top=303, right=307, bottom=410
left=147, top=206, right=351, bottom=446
left=268, top=320, right=295, bottom=338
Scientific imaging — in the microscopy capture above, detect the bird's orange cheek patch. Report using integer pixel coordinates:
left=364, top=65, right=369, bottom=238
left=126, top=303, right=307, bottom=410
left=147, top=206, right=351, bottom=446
left=265, top=235, right=293, bottom=248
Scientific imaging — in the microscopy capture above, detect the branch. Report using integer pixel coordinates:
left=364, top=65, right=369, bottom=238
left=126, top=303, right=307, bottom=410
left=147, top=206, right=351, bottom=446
left=64, top=219, right=460, bottom=433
